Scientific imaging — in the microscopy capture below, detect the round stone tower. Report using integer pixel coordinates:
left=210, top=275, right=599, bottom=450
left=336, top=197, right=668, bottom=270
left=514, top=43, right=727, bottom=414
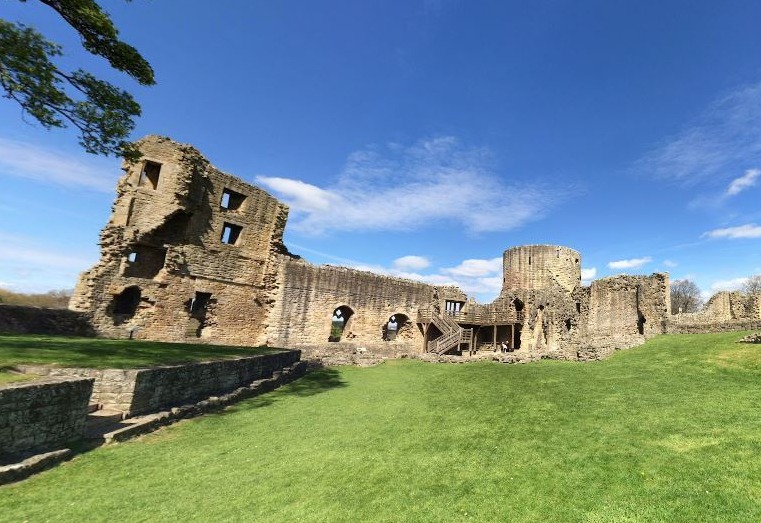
left=501, top=245, right=581, bottom=293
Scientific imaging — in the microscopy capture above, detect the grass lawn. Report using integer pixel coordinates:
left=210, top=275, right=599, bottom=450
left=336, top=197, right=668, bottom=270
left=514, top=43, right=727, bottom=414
left=0, top=334, right=280, bottom=370
left=0, top=369, right=35, bottom=385
left=2, top=332, right=760, bottom=522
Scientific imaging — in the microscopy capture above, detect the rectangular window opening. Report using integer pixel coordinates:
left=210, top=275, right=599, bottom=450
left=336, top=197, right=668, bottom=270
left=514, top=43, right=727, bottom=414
left=445, top=300, right=465, bottom=313
left=220, top=188, right=246, bottom=210
left=138, top=161, right=161, bottom=190
left=189, top=292, right=212, bottom=316
left=221, top=222, right=243, bottom=245
left=123, top=245, right=167, bottom=279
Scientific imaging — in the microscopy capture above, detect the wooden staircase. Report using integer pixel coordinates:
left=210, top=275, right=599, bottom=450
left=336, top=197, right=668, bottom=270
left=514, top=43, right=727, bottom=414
left=423, top=308, right=473, bottom=355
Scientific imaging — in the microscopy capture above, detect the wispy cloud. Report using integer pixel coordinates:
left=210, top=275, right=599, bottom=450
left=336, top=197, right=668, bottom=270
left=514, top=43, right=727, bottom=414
left=0, top=232, right=95, bottom=293
left=441, top=257, right=502, bottom=278
left=392, top=255, right=430, bottom=271
left=0, top=232, right=93, bottom=269
left=726, top=168, right=760, bottom=196
left=636, top=82, right=761, bottom=185
left=663, top=260, right=678, bottom=268
left=257, top=137, right=572, bottom=235
left=581, top=267, right=597, bottom=285
left=608, top=256, right=652, bottom=270
left=0, top=137, right=119, bottom=192
left=710, top=277, right=748, bottom=293
left=703, top=223, right=761, bottom=239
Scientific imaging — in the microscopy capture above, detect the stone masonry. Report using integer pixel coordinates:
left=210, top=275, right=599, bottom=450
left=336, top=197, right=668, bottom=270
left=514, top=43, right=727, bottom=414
left=71, top=136, right=677, bottom=362
left=0, top=378, right=93, bottom=462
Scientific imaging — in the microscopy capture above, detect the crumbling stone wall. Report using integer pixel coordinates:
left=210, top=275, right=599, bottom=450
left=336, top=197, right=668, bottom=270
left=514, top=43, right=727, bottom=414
left=266, top=257, right=465, bottom=357
left=669, top=291, right=761, bottom=333
left=580, top=273, right=670, bottom=359
left=0, top=378, right=93, bottom=461
left=71, top=136, right=289, bottom=346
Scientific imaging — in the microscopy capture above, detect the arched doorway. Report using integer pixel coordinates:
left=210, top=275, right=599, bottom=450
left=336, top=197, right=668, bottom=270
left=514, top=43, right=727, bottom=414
left=112, top=286, right=141, bottom=325
left=329, top=305, right=354, bottom=342
left=384, top=313, right=410, bottom=341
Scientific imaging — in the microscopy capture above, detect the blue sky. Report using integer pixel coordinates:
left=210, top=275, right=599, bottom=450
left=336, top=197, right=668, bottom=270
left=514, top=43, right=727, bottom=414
left=2, top=0, right=761, bottom=302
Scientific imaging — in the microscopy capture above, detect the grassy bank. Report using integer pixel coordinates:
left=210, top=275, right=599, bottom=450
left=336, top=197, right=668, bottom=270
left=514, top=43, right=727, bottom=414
left=1, top=332, right=760, bottom=522
left=0, top=334, right=278, bottom=370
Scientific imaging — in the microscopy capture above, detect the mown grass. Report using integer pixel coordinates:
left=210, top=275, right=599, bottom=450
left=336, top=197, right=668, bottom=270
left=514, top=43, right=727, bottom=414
left=0, top=368, right=34, bottom=385
left=2, top=332, right=760, bottom=522
left=0, top=334, right=279, bottom=370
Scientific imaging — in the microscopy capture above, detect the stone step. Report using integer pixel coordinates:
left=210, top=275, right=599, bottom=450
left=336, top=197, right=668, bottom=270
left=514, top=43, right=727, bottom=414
left=84, top=409, right=127, bottom=439
left=87, top=403, right=102, bottom=414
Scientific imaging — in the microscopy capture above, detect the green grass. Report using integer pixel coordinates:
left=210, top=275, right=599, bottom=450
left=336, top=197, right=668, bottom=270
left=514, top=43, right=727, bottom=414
left=2, top=332, right=761, bottom=522
left=0, top=334, right=280, bottom=370
left=0, top=369, right=35, bottom=385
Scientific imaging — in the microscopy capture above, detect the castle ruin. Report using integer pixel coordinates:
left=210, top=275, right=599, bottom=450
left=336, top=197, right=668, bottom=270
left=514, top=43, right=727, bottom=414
left=71, top=136, right=677, bottom=362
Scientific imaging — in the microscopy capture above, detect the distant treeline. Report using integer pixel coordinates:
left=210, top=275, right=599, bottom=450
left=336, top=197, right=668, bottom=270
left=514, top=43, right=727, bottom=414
left=0, top=288, right=72, bottom=309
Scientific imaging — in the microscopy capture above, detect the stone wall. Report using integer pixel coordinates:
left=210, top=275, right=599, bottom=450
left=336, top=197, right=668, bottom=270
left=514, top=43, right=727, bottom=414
left=669, top=291, right=761, bottom=333
left=19, top=350, right=300, bottom=417
left=266, top=257, right=466, bottom=355
left=70, top=135, right=289, bottom=346
left=0, top=378, right=93, bottom=461
left=0, top=305, right=94, bottom=337
left=580, top=273, right=670, bottom=360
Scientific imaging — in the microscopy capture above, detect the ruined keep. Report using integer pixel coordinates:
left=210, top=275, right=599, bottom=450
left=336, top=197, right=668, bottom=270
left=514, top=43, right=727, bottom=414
left=71, top=136, right=671, bottom=362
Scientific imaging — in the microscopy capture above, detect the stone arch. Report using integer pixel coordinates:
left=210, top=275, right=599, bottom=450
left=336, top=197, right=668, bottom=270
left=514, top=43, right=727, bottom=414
left=112, top=286, right=141, bottom=325
left=384, top=313, right=410, bottom=341
left=329, top=305, right=354, bottom=342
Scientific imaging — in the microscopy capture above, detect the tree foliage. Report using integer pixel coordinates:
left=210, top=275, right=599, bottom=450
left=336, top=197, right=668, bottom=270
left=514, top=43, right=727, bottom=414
left=742, top=274, right=761, bottom=296
left=671, top=279, right=703, bottom=314
left=0, top=0, right=154, bottom=160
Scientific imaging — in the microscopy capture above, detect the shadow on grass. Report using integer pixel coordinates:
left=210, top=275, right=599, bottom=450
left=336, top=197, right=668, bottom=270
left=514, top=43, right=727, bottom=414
left=223, top=367, right=347, bottom=414
left=0, top=334, right=281, bottom=369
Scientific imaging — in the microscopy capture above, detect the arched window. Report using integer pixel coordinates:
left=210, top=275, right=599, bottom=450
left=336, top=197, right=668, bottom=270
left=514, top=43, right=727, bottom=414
left=329, top=305, right=354, bottom=342
left=384, top=313, right=410, bottom=341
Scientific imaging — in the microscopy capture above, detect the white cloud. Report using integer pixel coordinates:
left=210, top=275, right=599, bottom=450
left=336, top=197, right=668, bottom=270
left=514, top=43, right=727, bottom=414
left=254, top=176, right=338, bottom=213
left=608, top=257, right=653, bottom=270
left=726, top=168, right=760, bottom=196
left=0, top=137, right=119, bottom=192
left=392, top=255, right=430, bottom=271
left=581, top=267, right=597, bottom=284
left=441, top=257, right=502, bottom=278
left=703, top=224, right=761, bottom=239
left=0, top=232, right=93, bottom=269
left=636, top=82, right=761, bottom=185
left=710, top=277, right=748, bottom=293
left=257, top=137, right=571, bottom=235
left=663, top=260, right=678, bottom=268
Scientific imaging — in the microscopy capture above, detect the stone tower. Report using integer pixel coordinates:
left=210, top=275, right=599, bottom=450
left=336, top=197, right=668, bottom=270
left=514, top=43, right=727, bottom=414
left=502, top=245, right=581, bottom=293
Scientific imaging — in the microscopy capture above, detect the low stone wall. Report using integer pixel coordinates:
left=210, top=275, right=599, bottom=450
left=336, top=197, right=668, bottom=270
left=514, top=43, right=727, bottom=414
left=0, top=378, right=93, bottom=462
left=292, top=341, right=414, bottom=366
left=667, top=320, right=761, bottom=334
left=129, top=350, right=300, bottom=416
left=18, top=350, right=301, bottom=417
left=0, top=305, right=94, bottom=337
